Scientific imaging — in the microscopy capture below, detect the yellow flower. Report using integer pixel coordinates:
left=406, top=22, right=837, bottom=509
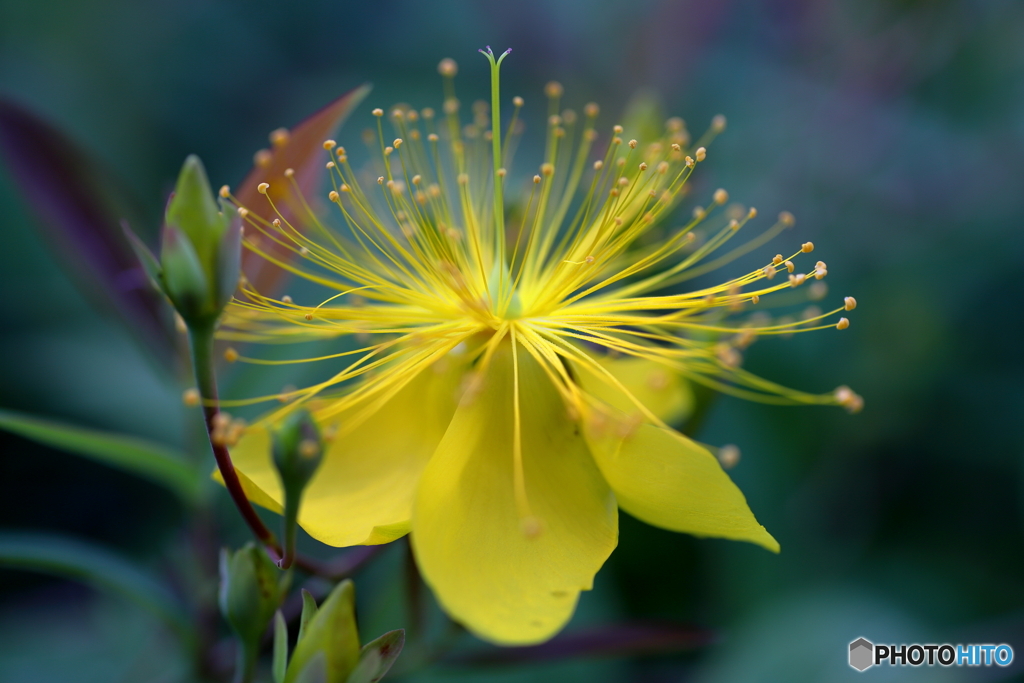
left=218, top=49, right=861, bottom=645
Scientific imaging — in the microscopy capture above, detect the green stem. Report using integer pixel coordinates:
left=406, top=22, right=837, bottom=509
left=188, top=323, right=279, bottom=556
left=280, top=488, right=300, bottom=570
left=233, top=639, right=258, bottom=683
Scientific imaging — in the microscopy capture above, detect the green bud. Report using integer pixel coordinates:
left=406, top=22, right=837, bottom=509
left=219, top=543, right=291, bottom=677
left=285, top=580, right=360, bottom=683
left=143, top=155, right=240, bottom=327
left=273, top=409, right=324, bottom=496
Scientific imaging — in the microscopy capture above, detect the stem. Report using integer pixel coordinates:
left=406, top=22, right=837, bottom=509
left=233, top=639, right=257, bottom=683
left=279, top=490, right=300, bottom=570
left=188, top=323, right=280, bottom=557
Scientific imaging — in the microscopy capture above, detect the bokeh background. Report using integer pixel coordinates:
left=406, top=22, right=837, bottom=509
left=2, top=0, right=1023, bottom=681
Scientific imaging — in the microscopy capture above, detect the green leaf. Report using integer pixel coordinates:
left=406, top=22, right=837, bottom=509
left=293, top=653, right=328, bottom=683
left=0, top=408, right=200, bottom=502
left=346, top=630, right=405, bottom=683
left=160, top=223, right=210, bottom=322
left=122, top=223, right=163, bottom=293
left=286, top=581, right=360, bottom=683
left=0, top=533, right=190, bottom=640
left=297, top=588, right=319, bottom=644
left=273, top=610, right=289, bottom=683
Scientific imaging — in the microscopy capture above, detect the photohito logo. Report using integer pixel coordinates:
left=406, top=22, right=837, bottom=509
left=848, top=637, right=1014, bottom=671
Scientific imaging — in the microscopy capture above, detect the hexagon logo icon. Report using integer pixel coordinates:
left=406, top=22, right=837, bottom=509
left=849, top=637, right=874, bottom=671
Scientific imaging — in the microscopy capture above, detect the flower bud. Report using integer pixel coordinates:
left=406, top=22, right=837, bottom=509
left=273, top=408, right=324, bottom=496
left=125, top=155, right=241, bottom=329
left=219, top=543, right=291, bottom=676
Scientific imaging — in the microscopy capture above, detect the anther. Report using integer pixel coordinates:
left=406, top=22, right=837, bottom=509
left=376, top=177, right=384, bottom=185
left=548, top=114, right=562, bottom=127
left=458, top=173, right=469, bottom=185
left=773, top=254, right=784, bottom=265
left=254, top=149, right=272, bottom=167
left=384, top=146, right=393, bottom=156
left=785, top=260, right=795, bottom=272
left=714, top=443, right=741, bottom=469
left=666, top=117, right=685, bottom=132
left=657, top=161, right=669, bottom=174
left=844, top=296, right=857, bottom=311
left=427, top=133, right=439, bottom=142
left=304, top=313, right=314, bottom=321
left=325, top=161, right=335, bottom=170
left=541, top=163, right=554, bottom=176
left=729, top=219, right=739, bottom=230
left=422, top=107, right=435, bottom=119
left=789, top=273, right=806, bottom=287
left=801, top=241, right=814, bottom=253
left=779, top=211, right=795, bottom=226
left=224, top=347, right=239, bottom=363
left=836, top=317, right=850, bottom=330
left=269, top=128, right=290, bottom=147
left=752, top=294, right=761, bottom=304
left=629, top=139, right=637, bottom=149
left=584, top=102, right=599, bottom=117
left=639, top=162, right=647, bottom=171
left=340, top=184, right=351, bottom=192
left=815, top=266, right=827, bottom=279
left=613, top=124, right=623, bottom=134
left=438, top=58, right=458, bottom=77
left=219, top=185, right=230, bottom=198
left=281, top=295, right=293, bottom=303
left=323, top=139, right=336, bottom=150
left=328, top=190, right=340, bottom=201
left=182, top=388, right=200, bottom=407
left=533, top=174, right=541, bottom=184
left=284, top=168, right=295, bottom=177
left=714, top=188, right=728, bottom=204
left=618, top=176, right=629, bottom=186
left=593, top=160, right=603, bottom=170
left=393, top=138, right=403, bottom=149
left=372, top=108, right=384, bottom=117
left=513, top=95, right=524, bottom=107
left=256, top=182, right=269, bottom=195
left=671, top=143, right=681, bottom=151
left=545, top=81, right=564, bottom=98
left=497, top=168, right=507, bottom=178
left=695, top=147, right=707, bottom=162
left=712, top=114, right=727, bottom=132
left=763, top=266, right=776, bottom=280
left=584, top=255, right=595, bottom=264
left=272, top=219, right=281, bottom=227
left=412, top=174, right=422, bottom=185
left=237, top=207, right=249, bottom=218
left=748, top=207, right=758, bottom=219
left=685, top=156, right=694, bottom=167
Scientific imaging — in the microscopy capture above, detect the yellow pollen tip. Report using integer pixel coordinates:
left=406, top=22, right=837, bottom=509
left=372, top=108, right=384, bottom=117
left=257, top=182, right=269, bottom=194
left=284, top=168, right=295, bottom=178
left=780, top=211, right=796, bottom=226
left=304, top=313, right=314, bottom=321
left=218, top=185, right=230, bottom=198
left=298, top=439, right=320, bottom=459
left=533, top=175, right=542, bottom=184
left=254, top=149, right=272, bottom=167
left=328, top=190, right=339, bottom=201
left=695, top=147, right=707, bottom=162
left=584, top=102, right=599, bottom=117
left=272, top=219, right=281, bottom=227
left=513, top=95, right=524, bottom=107
left=712, top=114, right=727, bottom=132
left=802, top=241, right=814, bottom=253
left=789, top=273, right=806, bottom=287
left=377, top=177, right=384, bottom=185
left=785, top=260, right=795, bottom=272
left=438, top=58, right=458, bottom=77
left=393, top=138, right=403, bottom=148
left=629, top=139, right=638, bottom=149
left=837, top=317, right=850, bottom=330
left=718, top=444, right=740, bottom=469
left=714, top=188, right=728, bottom=204
left=224, top=347, right=239, bottom=363
left=237, top=207, right=249, bottom=218
left=182, top=388, right=200, bottom=407
left=545, top=81, right=563, bottom=98
left=281, top=295, right=293, bottom=304
left=269, top=127, right=290, bottom=147
left=845, top=296, right=857, bottom=311
left=323, top=139, right=336, bottom=150
left=639, top=162, right=647, bottom=171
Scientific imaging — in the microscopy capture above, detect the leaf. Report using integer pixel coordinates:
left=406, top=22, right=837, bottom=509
left=297, top=588, right=319, bottom=644
left=444, top=622, right=716, bottom=665
left=234, top=84, right=370, bottom=293
left=0, top=98, right=173, bottom=360
left=273, top=610, right=289, bottom=683
left=0, top=532, right=190, bottom=640
left=346, top=630, right=405, bottom=683
left=0, top=408, right=200, bottom=502
left=292, top=652, right=328, bottom=683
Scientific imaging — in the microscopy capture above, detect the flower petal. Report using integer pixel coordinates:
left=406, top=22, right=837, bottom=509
left=226, top=357, right=465, bottom=547
left=573, top=360, right=778, bottom=552
left=412, top=342, right=618, bottom=645
left=588, top=355, right=694, bottom=426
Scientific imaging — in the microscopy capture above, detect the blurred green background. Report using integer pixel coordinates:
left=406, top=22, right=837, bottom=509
left=1, top=0, right=1023, bottom=681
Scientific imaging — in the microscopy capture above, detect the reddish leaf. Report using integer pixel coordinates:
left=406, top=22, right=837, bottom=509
left=0, top=98, right=173, bottom=360
left=233, top=84, right=370, bottom=293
